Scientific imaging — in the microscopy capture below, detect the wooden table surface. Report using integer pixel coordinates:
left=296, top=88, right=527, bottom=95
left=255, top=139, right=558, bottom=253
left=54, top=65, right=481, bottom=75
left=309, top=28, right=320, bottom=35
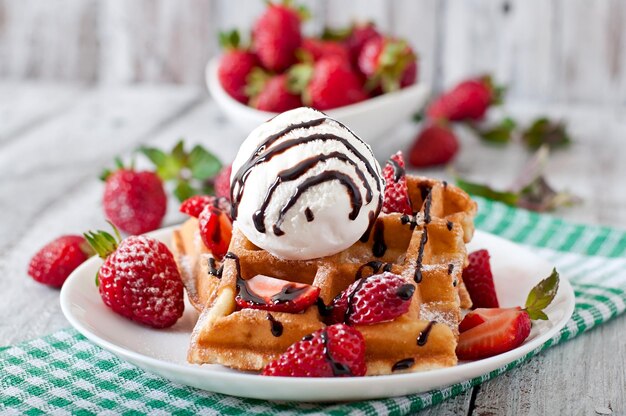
left=1, top=82, right=624, bottom=415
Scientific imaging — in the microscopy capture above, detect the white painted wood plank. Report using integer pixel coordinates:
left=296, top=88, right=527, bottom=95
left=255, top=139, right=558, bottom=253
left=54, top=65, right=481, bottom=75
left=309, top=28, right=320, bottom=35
left=0, top=83, right=85, bottom=143
left=325, top=0, right=391, bottom=32
left=0, top=0, right=99, bottom=82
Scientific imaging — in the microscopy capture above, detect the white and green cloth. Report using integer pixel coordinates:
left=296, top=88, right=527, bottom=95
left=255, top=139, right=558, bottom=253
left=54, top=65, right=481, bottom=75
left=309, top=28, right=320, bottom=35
left=2, top=197, right=625, bottom=415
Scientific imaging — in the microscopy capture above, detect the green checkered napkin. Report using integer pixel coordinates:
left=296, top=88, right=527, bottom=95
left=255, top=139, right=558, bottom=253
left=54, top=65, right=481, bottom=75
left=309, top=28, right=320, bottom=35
left=2, top=197, right=626, bottom=415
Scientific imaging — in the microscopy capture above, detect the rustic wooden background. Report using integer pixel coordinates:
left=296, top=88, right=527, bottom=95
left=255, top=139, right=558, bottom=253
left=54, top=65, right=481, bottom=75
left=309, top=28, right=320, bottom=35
left=1, top=0, right=626, bottom=105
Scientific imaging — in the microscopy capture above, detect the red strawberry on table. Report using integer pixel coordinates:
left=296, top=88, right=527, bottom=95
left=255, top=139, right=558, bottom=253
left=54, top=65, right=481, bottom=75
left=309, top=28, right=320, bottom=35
left=235, top=274, right=320, bottom=313
left=218, top=30, right=259, bottom=104
left=327, top=272, right=415, bottom=326
left=462, top=249, right=500, bottom=308
left=427, top=75, right=501, bottom=122
left=457, top=269, right=560, bottom=360
left=248, top=73, right=302, bottom=113
left=262, top=323, right=366, bottom=377
left=357, top=36, right=417, bottom=93
left=408, top=122, right=459, bottom=168
left=252, top=2, right=302, bottom=72
left=84, top=226, right=184, bottom=329
left=28, top=235, right=94, bottom=288
left=289, top=56, right=367, bottom=110
left=198, top=204, right=232, bottom=260
left=382, top=151, right=412, bottom=215
left=102, top=160, right=167, bottom=235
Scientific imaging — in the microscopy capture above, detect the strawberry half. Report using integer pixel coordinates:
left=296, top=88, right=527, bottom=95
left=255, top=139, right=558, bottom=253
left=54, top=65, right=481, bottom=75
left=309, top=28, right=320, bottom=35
left=236, top=274, right=320, bottom=313
left=180, top=195, right=231, bottom=219
left=457, top=269, right=560, bottom=360
left=327, top=272, right=415, bottom=325
left=462, top=249, right=499, bottom=308
left=262, top=323, right=366, bottom=377
left=382, top=151, right=412, bottom=215
left=198, top=204, right=232, bottom=260
left=456, top=308, right=531, bottom=360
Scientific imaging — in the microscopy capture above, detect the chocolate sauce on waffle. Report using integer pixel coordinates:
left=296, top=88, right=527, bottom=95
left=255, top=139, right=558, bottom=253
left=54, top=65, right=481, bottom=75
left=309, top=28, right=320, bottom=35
left=304, top=207, right=314, bottom=222
left=344, top=276, right=370, bottom=322
left=396, top=284, right=415, bottom=300
left=392, top=358, right=415, bottom=372
left=372, top=221, right=387, bottom=257
left=273, top=170, right=363, bottom=236
left=417, top=321, right=436, bottom=346
left=271, top=284, right=309, bottom=303
left=359, top=211, right=377, bottom=242
left=320, top=328, right=352, bottom=376
left=207, top=257, right=223, bottom=278
left=316, top=298, right=333, bottom=317
left=414, top=227, right=429, bottom=283
left=447, top=263, right=454, bottom=275
left=355, top=261, right=393, bottom=281
left=388, top=157, right=405, bottom=181
left=266, top=313, right=283, bottom=337
left=446, top=220, right=453, bottom=231
left=400, top=213, right=419, bottom=230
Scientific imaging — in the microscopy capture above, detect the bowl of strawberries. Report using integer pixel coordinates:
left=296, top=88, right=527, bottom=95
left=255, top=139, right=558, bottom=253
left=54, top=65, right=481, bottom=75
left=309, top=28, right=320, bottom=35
left=207, top=1, right=429, bottom=140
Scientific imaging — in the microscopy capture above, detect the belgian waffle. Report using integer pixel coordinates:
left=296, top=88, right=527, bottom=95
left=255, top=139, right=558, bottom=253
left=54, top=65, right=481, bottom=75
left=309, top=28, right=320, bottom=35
left=173, top=176, right=476, bottom=375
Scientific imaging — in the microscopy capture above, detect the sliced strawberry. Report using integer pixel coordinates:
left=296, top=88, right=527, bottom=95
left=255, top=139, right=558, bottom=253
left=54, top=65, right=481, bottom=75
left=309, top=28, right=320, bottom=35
left=262, top=323, right=366, bottom=377
left=236, top=274, right=320, bottom=313
left=462, top=249, right=500, bottom=308
left=459, top=307, right=521, bottom=333
left=327, top=272, right=414, bottom=326
left=456, top=308, right=531, bottom=360
left=198, top=204, right=232, bottom=260
left=180, top=195, right=231, bottom=219
left=381, top=151, right=412, bottom=215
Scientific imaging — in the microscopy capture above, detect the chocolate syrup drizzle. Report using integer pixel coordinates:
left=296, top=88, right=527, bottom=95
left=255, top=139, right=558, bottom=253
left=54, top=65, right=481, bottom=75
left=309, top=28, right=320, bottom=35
left=207, top=257, right=223, bottom=278
left=446, top=220, right=453, bottom=231
left=344, top=276, right=371, bottom=323
left=355, top=261, right=393, bottom=281
left=321, top=328, right=352, bottom=376
left=304, top=207, right=314, bottom=222
left=417, top=321, right=436, bottom=346
left=414, top=190, right=433, bottom=283
left=252, top=151, right=373, bottom=233
left=447, top=264, right=454, bottom=275
left=230, top=114, right=382, bottom=237
left=392, top=358, right=415, bottom=372
left=372, top=221, right=387, bottom=257
left=359, top=211, right=377, bottom=242
left=388, top=157, right=405, bottom=181
left=266, top=313, right=283, bottom=337
left=400, top=213, right=419, bottom=230
left=396, top=284, right=415, bottom=300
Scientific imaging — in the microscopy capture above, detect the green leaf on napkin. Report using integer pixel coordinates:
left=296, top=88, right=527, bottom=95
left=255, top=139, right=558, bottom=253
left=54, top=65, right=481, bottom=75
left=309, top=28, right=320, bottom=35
left=525, top=268, right=560, bottom=320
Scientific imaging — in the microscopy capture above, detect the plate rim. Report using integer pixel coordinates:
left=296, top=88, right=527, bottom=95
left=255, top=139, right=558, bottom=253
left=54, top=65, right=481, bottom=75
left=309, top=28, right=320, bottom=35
left=59, top=226, right=576, bottom=402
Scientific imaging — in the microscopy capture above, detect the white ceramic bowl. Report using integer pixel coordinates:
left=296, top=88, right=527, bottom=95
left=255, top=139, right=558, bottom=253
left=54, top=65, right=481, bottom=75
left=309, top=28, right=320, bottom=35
left=206, top=58, right=430, bottom=142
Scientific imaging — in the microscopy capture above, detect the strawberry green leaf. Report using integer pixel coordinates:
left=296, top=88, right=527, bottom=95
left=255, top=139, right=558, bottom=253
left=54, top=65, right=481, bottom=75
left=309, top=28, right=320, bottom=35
left=525, top=268, right=560, bottom=320
left=219, top=29, right=241, bottom=50
left=472, top=117, right=517, bottom=144
left=456, top=178, right=519, bottom=206
left=83, top=227, right=120, bottom=260
left=522, top=117, right=571, bottom=150
left=139, top=146, right=181, bottom=181
left=189, top=145, right=222, bottom=180
left=174, top=180, right=196, bottom=202
left=321, top=25, right=352, bottom=41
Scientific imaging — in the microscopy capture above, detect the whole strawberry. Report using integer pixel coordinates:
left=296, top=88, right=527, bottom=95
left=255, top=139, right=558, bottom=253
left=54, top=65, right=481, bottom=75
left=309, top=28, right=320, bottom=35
left=327, top=272, right=415, bottom=326
left=102, top=160, right=167, bottom=235
left=28, top=235, right=94, bottom=288
left=301, top=38, right=350, bottom=62
left=382, top=151, right=412, bottom=215
left=214, top=164, right=232, bottom=200
left=345, top=22, right=381, bottom=66
left=218, top=30, right=259, bottom=104
left=252, top=2, right=302, bottom=72
left=249, top=73, right=302, bottom=113
left=290, top=56, right=367, bottom=110
left=358, top=36, right=417, bottom=93
left=408, top=122, right=459, bottom=168
left=84, top=226, right=184, bottom=328
left=427, top=76, right=500, bottom=121
left=262, top=323, right=366, bottom=377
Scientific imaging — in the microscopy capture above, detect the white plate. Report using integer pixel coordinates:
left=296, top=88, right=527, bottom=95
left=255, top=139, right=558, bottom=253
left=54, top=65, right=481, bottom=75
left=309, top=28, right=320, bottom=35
left=206, top=58, right=430, bottom=141
left=60, top=227, right=575, bottom=402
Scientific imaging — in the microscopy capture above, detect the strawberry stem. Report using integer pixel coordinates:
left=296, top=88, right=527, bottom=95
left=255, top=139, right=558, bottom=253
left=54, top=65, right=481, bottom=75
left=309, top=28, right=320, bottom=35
left=83, top=223, right=122, bottom=260
left=524, top=268, right=560, bottom=321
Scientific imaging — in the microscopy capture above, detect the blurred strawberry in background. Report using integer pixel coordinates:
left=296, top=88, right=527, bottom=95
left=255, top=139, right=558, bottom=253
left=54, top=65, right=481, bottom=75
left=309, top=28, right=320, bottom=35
left=217, top=30, right=259, bottom=104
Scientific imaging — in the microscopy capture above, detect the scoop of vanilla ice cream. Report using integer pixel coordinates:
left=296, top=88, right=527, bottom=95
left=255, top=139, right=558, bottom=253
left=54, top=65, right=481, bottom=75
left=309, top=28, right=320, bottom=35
left=230, top=107, right=384, bottom=260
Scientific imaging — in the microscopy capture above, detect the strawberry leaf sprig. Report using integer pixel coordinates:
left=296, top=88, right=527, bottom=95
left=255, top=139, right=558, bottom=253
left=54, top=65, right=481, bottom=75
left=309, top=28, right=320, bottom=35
left=139, top=140, right=222, bottom=202
left=524, top=268, right=560, bottom=321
